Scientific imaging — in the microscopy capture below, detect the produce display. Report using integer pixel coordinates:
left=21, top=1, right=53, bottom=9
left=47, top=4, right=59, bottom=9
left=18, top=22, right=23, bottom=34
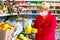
left=15, top=25, right=37, bottom=40
left=0, top=1, right=42, bottom=14
left=0, top=21, right=14, bottom=30
left=19, top=34, right=31, bottom=40
left=0, top=21, right=15, bottom=40
left=6, top=17, right=37, bottom=40
left=25, top=25, right=37, bottom=34
left=31, top=27, right=37, bottom=34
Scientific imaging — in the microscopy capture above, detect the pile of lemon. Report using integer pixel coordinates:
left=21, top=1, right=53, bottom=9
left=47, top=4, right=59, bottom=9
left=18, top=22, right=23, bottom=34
left=0, top=21, right=14, bottom=31
left=25, top=25, right=37, bottom=34
left=16, top=34, right=32, bottom=40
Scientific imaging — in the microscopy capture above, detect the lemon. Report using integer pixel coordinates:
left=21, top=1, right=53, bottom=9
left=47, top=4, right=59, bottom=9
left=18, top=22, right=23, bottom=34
left=31, top=27, right=37, bottom=34
left=27, top=38, right=32, bottom=40
left=22, top=37, right=27, bottom=40
left=19, top=34, right=24, bottom=39
left=2, top=24, right=10, bottom=29
left=16, top=38, right=20, bottom=40
left=23, top=18, right=28, bottom=21
left=10, top=26, right=14, bottom=29
left=2, top=28, right=6, bottom=30
left=5, top=29, right=10, bottom=30
left=25, top=25, right=32, bottom=34
left=0, top=27, right=2, bottom=30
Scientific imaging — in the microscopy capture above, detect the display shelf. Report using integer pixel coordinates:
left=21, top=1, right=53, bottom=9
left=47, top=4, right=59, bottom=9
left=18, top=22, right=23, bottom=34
left=56, top=19, right=60, bottom=21
left=49, top=5, right=60, bottom=6
left=20, top=13, right=60, bottom=16
left=30, top=18, right=60, bottom=21
left=55, top=29, right=60, bottom=32
left=10, top=13, right=18, bottom=15
left=20, top=13, right=38, bottom=15
left=0, top=13, right=18, bottom=16
left=52, top=14, right=60, bottom=15
left=31, top=18, right=60, bottom=21
left=0, top=14, right=10, bottom=16
left=27, top=8, right=38, bottom=10
left=30, top=4, right=41, bottom=6
left=0, top=13, right=60, bottom=16
left=0, top=13, right=59, bottom=16
left=49, top=9, right=60, bottom=10
left=19, top=5, right=30, bottom=6
left=57, top=23, right=59, bottom=26
left=30, top=18, right=35, bottom=20
left=19, top=4, right=41, bottom=6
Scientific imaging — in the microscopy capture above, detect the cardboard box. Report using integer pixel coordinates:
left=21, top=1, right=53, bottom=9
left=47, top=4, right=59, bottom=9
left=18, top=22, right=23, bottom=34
left=0, top=28, right=14, bottom=40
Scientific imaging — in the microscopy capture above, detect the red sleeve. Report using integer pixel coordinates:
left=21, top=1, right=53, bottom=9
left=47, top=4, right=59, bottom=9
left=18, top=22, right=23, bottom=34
left=32, top=15, right=43, bottom=28
left=38, top=16, right=56, bottom=35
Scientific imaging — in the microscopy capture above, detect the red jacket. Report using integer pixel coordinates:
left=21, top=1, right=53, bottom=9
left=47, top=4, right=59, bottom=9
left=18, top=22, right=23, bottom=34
left=32, top=13, right=56, bottom=40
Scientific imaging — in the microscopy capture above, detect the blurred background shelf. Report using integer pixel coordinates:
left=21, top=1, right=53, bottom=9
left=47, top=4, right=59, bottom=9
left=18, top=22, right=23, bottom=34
left=56, top=19, right=60, bottom=21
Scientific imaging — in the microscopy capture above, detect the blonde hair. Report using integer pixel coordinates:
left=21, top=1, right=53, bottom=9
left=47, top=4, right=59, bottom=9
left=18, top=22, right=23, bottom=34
left=38, top=2, right=49, bottom=10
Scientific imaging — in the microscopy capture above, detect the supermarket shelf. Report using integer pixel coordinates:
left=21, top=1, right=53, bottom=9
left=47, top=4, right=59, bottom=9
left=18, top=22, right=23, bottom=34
left=57, top=24, right=59, bottom=26
left=49, top=5, right=60, bottom=6
left=56, top=19, right=60, bottom=21
left=30, top=18, right=35, bottom=20
left=20, top=13, right=39, bottom=15
left=0, top=13, right=18, bottom=16
left=27, top=8, right=38, bottom=10
left=55, top=29, right=60, bottom=32
left=32, top=19, right=60, bottom=21
left=19, top=5, right=60, bottom=6
left=20, top=13, right=60, bottom=16
left=30, top=4, right=41, bottom=6
left=19, top=4, right=41, bottom=6
left=31, top=18, right=60, bottom=21
left=10, top=13, right=18, bottom=16
left=49, top=9, right=60, bottom=10
left=52, top=14, right=60, bottom=15
left=19, top=5, right=30, bottom=6
left=0, top=13, right=60, bottom=16
left=0, top=14, right=10, bottom=16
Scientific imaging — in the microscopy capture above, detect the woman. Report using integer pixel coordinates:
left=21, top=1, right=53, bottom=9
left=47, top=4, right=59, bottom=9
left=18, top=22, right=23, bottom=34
left=32, top=2, right=56, bottom=40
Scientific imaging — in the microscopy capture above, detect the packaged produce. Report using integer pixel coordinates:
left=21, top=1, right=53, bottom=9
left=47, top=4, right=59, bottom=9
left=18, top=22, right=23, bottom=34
left=31, top=27, right=37, bottom=34
left=25, top=25, right=32, bottom=34
left=18, top=34, right=32, bottom=40
left=0, top=21, right=14, bottom=31
left=25, top=25, right=37, bottom=34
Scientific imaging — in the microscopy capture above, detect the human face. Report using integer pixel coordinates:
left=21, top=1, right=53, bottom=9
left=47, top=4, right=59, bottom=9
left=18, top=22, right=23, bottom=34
left=38, top=5, right=48, bottom=17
